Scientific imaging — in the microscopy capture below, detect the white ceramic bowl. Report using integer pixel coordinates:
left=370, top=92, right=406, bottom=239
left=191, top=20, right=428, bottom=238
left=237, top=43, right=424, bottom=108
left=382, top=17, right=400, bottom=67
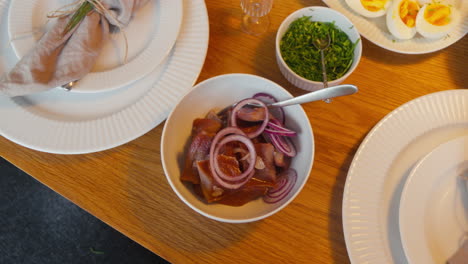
left=161, top=73, right=315, bottom=223
left=276, top=6, right=362, bottom=91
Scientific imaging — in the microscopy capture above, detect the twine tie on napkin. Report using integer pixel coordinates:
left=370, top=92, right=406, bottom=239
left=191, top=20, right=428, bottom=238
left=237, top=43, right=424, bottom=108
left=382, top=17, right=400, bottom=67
left=0, top=0, right=149, bottom=97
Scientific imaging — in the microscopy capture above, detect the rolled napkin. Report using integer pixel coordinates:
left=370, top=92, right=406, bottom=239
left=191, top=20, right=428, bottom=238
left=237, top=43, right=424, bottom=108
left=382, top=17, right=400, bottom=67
left=0, top=0, right=149, bottom=97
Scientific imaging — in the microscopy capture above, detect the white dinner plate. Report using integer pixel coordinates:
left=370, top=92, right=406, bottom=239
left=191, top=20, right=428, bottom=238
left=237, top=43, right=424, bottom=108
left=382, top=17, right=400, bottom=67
left=399, top=135, right=468, bottom=264
left=323, top=0, right=468, bottom=54
left=343, top=90, right=468, bottom=264
left=0, top=0, right=209, bottom=154
left=7, top=0, right=183, bottom=93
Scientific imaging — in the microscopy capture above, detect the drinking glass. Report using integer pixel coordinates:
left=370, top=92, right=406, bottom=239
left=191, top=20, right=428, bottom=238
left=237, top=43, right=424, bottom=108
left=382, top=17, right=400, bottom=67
left=240, top=0, right=273, bottom=36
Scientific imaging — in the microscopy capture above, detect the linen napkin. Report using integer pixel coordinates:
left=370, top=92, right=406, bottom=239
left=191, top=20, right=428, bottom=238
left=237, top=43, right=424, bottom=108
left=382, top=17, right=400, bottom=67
left=0, top=0, right=149, bottom=97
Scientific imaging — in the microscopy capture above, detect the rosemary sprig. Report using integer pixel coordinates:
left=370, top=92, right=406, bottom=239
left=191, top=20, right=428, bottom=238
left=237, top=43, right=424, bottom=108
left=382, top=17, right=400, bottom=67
left=62, top=1, right=94, bottom=36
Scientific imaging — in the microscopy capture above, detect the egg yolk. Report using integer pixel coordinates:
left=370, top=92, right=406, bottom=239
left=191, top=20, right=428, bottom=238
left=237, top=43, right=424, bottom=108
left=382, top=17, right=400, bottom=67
left=399, top=0, right=419, bottom=27
left=424, top=4, right=451, bottom=26
left=360, top=0, right=388, bottom=12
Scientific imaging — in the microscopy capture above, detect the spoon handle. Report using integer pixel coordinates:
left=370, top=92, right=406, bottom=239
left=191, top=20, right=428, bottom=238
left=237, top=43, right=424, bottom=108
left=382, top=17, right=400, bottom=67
left=269, top=84, right=358, bottom=108
left=320, top=49, right=331, bottom=103
left=320, top=50, right=328, bottom=88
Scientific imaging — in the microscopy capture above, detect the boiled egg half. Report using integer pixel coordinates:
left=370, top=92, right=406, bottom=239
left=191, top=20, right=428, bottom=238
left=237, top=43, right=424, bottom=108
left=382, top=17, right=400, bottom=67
left=416, top=2, right=461, bottom=39
left=387, top=0, right=420, bottom=39
left=345, top=0, right=392, bottom=17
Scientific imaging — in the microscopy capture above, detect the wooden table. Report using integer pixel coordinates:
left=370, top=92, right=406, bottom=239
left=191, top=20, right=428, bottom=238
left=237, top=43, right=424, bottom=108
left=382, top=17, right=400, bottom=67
left=1, top=1, right=467, bottom=263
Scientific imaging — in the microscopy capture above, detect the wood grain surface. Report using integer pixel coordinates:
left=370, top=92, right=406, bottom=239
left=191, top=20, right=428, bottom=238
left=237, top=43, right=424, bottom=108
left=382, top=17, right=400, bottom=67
left=1, top=0, right=467, bottom=263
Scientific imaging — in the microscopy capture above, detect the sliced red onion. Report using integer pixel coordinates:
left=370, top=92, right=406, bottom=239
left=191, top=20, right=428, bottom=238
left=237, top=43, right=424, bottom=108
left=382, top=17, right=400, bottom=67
left=264, top=128, right=297, bottom=137
left=253, top=92, right=285, bottom=124
left=210, top=127, right=246, bottom=148
left=264, top=133, right=297, bottom=157
left=208, top=127, right=256, bottom=190
left=213, top=134, right=256, bottom=182
left=263, top=169, right=297, bottom=204
left=264, top=121, right=297, bottom=137
left=231, top=98, right=269, bottom=139
left=209, top=127, right=246, bottom=178
left=268, top=118, right=285, bottom=127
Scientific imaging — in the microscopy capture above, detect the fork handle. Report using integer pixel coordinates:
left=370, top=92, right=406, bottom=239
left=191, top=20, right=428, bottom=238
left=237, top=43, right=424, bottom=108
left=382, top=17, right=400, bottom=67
left=269, top=84, right=358, bottom=108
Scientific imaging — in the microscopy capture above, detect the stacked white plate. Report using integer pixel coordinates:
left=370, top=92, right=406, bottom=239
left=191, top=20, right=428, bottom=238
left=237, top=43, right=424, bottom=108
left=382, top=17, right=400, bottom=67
left=399, top=135, right=468, bottom=264
left=0, top=0, right=209, bottom=154
left=343, top=90, right=468, bottom=263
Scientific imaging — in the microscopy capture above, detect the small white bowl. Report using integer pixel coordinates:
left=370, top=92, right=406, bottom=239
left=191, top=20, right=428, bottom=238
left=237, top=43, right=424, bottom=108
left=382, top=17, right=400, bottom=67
left=276, top=6, right=362, bottom=91
left=161, top=73, right=314, bottom=223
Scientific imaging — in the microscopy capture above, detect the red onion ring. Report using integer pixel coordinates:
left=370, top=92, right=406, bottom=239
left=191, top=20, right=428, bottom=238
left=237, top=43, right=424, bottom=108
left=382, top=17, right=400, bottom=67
left=209, top=127, right=246, bottom=177
left=268, top=118, right=285, bottom=127
left=210, top=127, right=246, bottom=148
left=264, top=121, right=297, bottom=137
left=264, top=132, right=297, bottom=157
left=267, top=178, right=289, bottom=196
left=252, top=92, right=276, bottom=100
left=208, top=127, right=256, bottom=189
left=264, top=128, right=297, bottom=137
left=253, top=93, right=285, bottom=124
left=213, top=134, right=256, bottom=182
left=230, top=98, right=269, bottom=139
left=263, top=169, right=297, bottom=204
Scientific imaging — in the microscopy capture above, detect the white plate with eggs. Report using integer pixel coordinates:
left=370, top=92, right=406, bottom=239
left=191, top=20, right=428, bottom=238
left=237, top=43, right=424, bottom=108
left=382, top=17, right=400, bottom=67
left=323, top=0, right=468, bottom=54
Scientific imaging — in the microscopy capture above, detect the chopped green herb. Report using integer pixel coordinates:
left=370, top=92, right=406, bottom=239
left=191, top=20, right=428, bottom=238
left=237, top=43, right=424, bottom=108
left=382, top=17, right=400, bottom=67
left=392, top=39, right=396, bottom=43
left=280, top=16, right=359, bottom=82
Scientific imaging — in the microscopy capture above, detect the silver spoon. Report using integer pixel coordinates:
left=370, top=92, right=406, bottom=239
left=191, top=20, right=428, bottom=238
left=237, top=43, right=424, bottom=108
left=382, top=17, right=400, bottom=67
left=312, top=32, right=331, bottom=103
left=219, top=84, right=358, bottom=115
left=269, top=84, right=357, bottom=108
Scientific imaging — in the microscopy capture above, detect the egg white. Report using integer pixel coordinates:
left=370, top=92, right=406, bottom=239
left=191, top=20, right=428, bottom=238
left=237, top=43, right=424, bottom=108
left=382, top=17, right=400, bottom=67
left=387, top=0, right=419, bottom=39
left=417, top=0, right=432, bottom=5
left=345, top=0, right=392, bottom=18
left=416, top=3, right=461, bottom=39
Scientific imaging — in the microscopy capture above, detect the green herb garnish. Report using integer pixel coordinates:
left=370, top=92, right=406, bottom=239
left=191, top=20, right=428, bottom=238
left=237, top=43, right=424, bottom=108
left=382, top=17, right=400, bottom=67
left=280, top=16, right=359, bottom=82
left=62, top=1, right=95, bottom=36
